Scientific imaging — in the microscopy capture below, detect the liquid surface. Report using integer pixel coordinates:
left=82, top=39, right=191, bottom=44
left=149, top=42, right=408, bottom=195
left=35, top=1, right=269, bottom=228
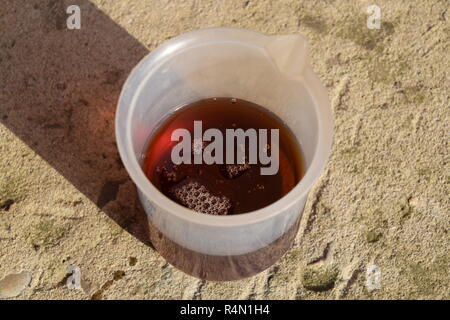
left=143, top=98, right=304, bottom=214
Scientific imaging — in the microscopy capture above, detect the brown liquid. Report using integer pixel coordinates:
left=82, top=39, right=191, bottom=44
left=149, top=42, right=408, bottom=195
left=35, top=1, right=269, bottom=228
left=143, top=98, right=304, bottom=215
left=142, top=98, right=305, bottom=280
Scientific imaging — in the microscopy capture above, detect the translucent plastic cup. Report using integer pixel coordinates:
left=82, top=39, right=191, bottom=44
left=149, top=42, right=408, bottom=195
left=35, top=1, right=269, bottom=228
left=116, top=27, right=333, bottom=281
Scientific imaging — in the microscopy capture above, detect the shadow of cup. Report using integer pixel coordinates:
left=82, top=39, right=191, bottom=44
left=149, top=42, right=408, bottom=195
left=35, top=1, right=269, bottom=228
left=0, top=0, right=152, bottom=246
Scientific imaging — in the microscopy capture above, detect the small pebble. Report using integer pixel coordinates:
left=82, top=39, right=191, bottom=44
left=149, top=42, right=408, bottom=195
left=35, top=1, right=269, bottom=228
left=0, top=271, right=32, bottom=298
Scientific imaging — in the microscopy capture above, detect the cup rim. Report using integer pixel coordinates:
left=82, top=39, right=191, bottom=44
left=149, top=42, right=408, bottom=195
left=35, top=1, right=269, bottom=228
left=116, top=27, right=333, bottom=227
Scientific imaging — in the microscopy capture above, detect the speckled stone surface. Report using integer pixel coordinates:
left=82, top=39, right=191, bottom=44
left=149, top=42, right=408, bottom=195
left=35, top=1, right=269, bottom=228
left=0, top=0, right=448, bottom=299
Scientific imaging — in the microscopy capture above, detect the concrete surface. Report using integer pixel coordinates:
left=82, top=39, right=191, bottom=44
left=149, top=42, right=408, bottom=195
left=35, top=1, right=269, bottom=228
left=0, top=0, right=448, bottom=299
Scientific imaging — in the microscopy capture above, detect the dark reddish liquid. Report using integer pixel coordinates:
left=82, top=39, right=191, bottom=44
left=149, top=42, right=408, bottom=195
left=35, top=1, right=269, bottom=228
left=142, top=98, right=305, bottom=280
left=143, top=98, right=304, bottom=214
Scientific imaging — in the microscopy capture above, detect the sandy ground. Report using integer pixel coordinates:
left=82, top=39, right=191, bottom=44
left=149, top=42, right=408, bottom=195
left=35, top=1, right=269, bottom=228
left=0, top=0, right=448, bottom=299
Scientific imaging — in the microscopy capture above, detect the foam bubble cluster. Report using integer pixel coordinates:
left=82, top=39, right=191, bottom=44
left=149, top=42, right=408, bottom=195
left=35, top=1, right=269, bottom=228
left=170, top=180, right=231, bottom=215
left=223, top=163, right=251, bottom=179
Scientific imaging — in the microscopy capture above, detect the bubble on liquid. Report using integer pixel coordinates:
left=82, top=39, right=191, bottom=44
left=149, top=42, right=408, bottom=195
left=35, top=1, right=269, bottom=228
left=222, top=163, right=251, bottom=179
left=159, top=166, right=179, bottom=182
left=230, top=98, right=237, bottom=104
left=169, top=180, right=231, bottom=215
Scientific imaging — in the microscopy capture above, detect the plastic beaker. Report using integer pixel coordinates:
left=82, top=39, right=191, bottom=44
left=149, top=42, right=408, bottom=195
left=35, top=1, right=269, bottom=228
left=116, top=27, right=333, bottom=281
